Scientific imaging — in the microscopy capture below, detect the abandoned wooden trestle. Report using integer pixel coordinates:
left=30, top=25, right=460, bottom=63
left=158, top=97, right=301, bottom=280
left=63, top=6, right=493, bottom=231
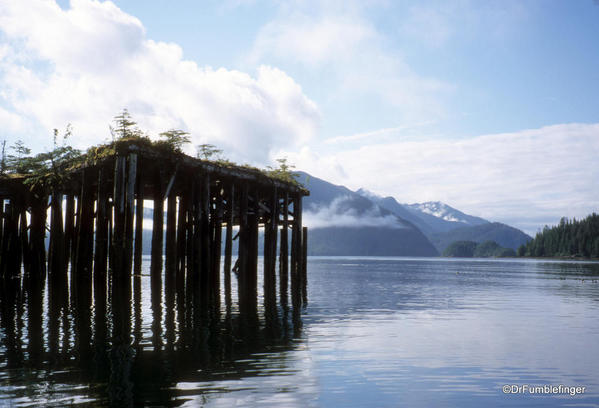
left=0, top=140, right=309, bottom=316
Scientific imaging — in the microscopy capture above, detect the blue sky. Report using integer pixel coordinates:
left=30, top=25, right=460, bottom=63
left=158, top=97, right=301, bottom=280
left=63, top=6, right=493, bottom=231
left=1, top=0, right=598, bottom=234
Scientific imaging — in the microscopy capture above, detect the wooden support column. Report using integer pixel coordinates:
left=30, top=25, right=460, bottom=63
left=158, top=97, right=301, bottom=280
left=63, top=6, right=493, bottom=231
left=94, top=167, right=109, bottom=280
left=237, top=183, right=249, bottom=308
left=49, top=191, right=65, bottom=280
left=264, top=187, right=278, bottom=312
left=93, top=170, right=109, bottom=365
left=150, top=169, right=164, bottom=278
left=0, top=201, right=10, bottom=278
left=111, top=155, right=127, bottom=274
left=176, top=192, right=188, bottom=282
left=223, top=183, right=234, bottom=309
left=29, top=192, right=47, bottom=277
left=199, top=173, right=211, bottom=298
left=64, top=194, right=75, bottom=274
left=211, top=185, right=222, bottom=306
left=165, top=194, right=177, bottom=276
left=0, top=200, right=4, bottom=255
left=247, top=196, right=259, bottom=313
left=124, top=153, right=137, bottom=275
left=19, top=207, right=30, bottom=276
left=279, top=192, right=289, bottom=307
left=1, top=201, right=20, bottom=278
left=133, top=176, right=144, bottom=276
left=302, top=225, right=308, bottom=304
left=191, top=178, right=201, bottom=282
left=75, top=168, right=95, bottom=280
left=290, top=194, right=302, bottom=309
left=164, top=167, right=177, bottom=277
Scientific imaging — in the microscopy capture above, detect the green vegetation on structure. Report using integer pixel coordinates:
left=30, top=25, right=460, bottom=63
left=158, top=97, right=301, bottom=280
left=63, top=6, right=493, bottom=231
left=517, top=213, right=599, bottom=258
left=0, top=109, right=302, bottom=192
left=443, top=240, right=516, bottom=257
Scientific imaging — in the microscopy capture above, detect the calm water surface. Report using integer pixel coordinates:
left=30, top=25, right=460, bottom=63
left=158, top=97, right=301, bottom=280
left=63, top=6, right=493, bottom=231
left=1, top=257, right=599, bottom=407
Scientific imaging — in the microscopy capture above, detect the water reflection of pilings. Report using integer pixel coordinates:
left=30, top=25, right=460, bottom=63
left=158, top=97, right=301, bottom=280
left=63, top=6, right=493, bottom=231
left=1, top=256, right=304, bottom=407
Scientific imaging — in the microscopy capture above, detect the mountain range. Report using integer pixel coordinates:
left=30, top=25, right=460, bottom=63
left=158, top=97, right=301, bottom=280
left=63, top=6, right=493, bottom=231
left=300, top=171, right=531, bottom=256
left=137, top=171, right=531, bottom=257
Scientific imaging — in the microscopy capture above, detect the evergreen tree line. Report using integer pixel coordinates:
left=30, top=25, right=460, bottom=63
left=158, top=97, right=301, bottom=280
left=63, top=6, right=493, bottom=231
left=517, top=213, right=599, bottom=258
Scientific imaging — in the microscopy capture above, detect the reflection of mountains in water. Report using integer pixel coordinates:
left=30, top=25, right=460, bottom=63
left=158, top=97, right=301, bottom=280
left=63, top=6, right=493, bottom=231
left=0, top=266, right=302, bottom=407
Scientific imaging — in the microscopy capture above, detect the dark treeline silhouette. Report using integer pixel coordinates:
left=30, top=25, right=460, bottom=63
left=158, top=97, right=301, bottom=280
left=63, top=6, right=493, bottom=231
left=518, top=213, right=599, bottom=258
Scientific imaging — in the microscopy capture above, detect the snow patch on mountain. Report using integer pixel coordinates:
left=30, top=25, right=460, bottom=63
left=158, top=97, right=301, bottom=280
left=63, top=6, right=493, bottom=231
left=407, top=202, right=467, bottom=223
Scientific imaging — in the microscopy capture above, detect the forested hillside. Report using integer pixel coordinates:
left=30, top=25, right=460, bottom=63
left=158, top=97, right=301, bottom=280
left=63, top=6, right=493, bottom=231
left=517, top=213, right=599, bottom=258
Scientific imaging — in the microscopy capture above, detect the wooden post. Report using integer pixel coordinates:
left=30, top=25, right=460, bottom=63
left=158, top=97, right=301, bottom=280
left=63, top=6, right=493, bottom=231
left=199, top=173, right=211, bottom=298
left=133, top=177, right=144, bottom=276
left=49, top=191, right=65, bottom=280
left=191, top=178, right=201, bottom=284
left=111, top=155, right=127, bottom=274
left=290, top=194, right=302, bottom=309
left=295, top=195, right=304, bottom=302
left=74, top=169, right=95, bottom=311
left=279, top=192, right=289, bottom=307
left=186, top=181, right=196, bottom=283
left=264, top=187, right=278, bottom=312
left=302, top=226, right=308, bottom=304
left=1, top=201, right=20, bottom=278
left=165, top=193, right=177, bottom=276
left=124, top=153, right=137, bottom=275
left=94, top=167, right=109, bottom=280
left=211, top=185, right=222, bottom=306
left=150, top=169, right=164, bottom=278
left=223, top=183, right=234, bottom=309
left=64, top=194, right=75, bottom=275
left=0, top=199, right=4, bottom=256
left=247, top=195, right=259, bottom=314
left=0, top=201, right=10, bottom=277
left=75, top=169, right=95, bottom=277
left=29, top=192, right=47, bottom=277
left=237, top=183, right=248, bottom=309
left=19, top=207, right=30, bottom=276
left=176, top=193, right=188, bottom=282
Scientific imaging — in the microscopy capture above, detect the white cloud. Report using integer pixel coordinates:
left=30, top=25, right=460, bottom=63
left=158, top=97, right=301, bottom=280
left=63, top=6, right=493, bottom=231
left=285, top=123, right=599, bottom=235
left=0, top=0, right=319, bottom=164
left=304, top=195, right=405, bottom=229
left=247, top=1, right=453, bottom=123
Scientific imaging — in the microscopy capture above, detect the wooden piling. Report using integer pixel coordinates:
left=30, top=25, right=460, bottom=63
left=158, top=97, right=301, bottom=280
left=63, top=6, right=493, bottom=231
left=176, top=193, right=188, bottom=281
left=199, top=173, right=211, bottom=299
left=302, top=226, right=308, bottom=303
left=64, top=194, right=74, bottom=273
left=264, top=187, right=278, bottom=312
left=94, top=167, right=109, bottom=280
left=211, top=185, right=222, bottom=306
left=247, top=197, right=259, bottom=314
left=111, top=155, right=127, bottom=274
left=290, top=194, right=302, bottom=309
left=49, top=191, right=65, bottom=280
left=30, top=197, right=47, bottom=279
left=238, top=183, right=249, bottom=309
left=150, top=169, right=164, bottom=278
left=133, top=176, right=144, bottom=276
left=124, top=153, right=137, bottom=274
left=279, top=192, right=289, bottom=307
left=19, top=207, right=29, bottom=276
left=223, top=183, right=234, bottom=309
left=75, top=169, right=95, bottom=278
left=165, top=194, right=177, bottom=276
